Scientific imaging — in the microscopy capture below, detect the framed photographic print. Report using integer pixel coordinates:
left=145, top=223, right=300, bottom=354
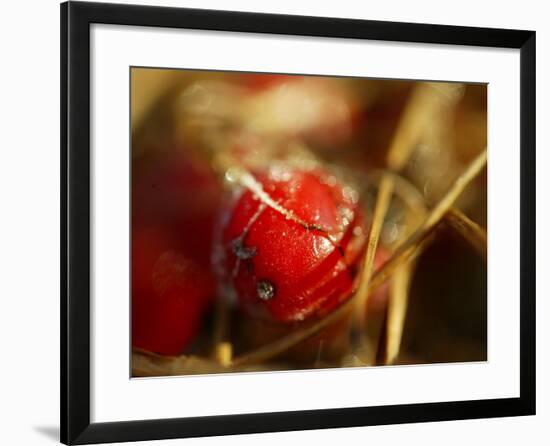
left=61, top=1, right=536, bottom=444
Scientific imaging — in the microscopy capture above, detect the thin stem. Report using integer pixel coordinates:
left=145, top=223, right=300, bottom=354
left=351, top=174, right=394, bottom=361
left=384, top=263, right=414, bottom=365
left=423, top=150, right=487, bottom=230
left=445, top=208, right=487, bottom=259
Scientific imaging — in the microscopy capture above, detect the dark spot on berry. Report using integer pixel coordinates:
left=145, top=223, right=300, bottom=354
left=257, top=280, right=275, bottom=301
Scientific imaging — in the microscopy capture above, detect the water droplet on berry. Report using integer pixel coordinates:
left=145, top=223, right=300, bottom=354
left=338, top=206, right=354, bottom=226
left=342, top=186, right=359, bottom=204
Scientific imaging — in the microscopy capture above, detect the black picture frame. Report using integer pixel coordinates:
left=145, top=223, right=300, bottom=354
left=61, top=1, right=536, bottom=444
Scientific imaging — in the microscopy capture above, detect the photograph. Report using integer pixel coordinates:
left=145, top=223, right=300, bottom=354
left=57, top=2, right=536, bottom=443
left=131, top=68, right=488, bottom=377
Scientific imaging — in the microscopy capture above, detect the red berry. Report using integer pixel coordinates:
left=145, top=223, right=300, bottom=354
left=132, top=226, right=213, bottom=355
left=215, top=166, right=367, bottom=323
left=132, top=151, right=222, bottom=355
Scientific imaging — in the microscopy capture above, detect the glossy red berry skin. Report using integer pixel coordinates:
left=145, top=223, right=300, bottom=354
left=216, top=167, right=367, bottom=323
left=132, top=150, right=221, bottom=355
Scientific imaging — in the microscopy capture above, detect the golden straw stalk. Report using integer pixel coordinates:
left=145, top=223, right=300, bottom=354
left=351, top=83, right=462, bottom=361
left=385, top=263, right=414, bottom=365
left=445, top=207, right=487, bottom=259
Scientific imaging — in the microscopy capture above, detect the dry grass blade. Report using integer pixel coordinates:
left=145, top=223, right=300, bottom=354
left=385, top=263, right=414, bottom=365
left=445, top=208, right=487, bottom=259
left=231, top=148, right=487, bottom=367
left=352, top=175, right=394, bottom=335
left=350, top=173, right=392, bottom=364
left=423, top=149, right=487, bottom=229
